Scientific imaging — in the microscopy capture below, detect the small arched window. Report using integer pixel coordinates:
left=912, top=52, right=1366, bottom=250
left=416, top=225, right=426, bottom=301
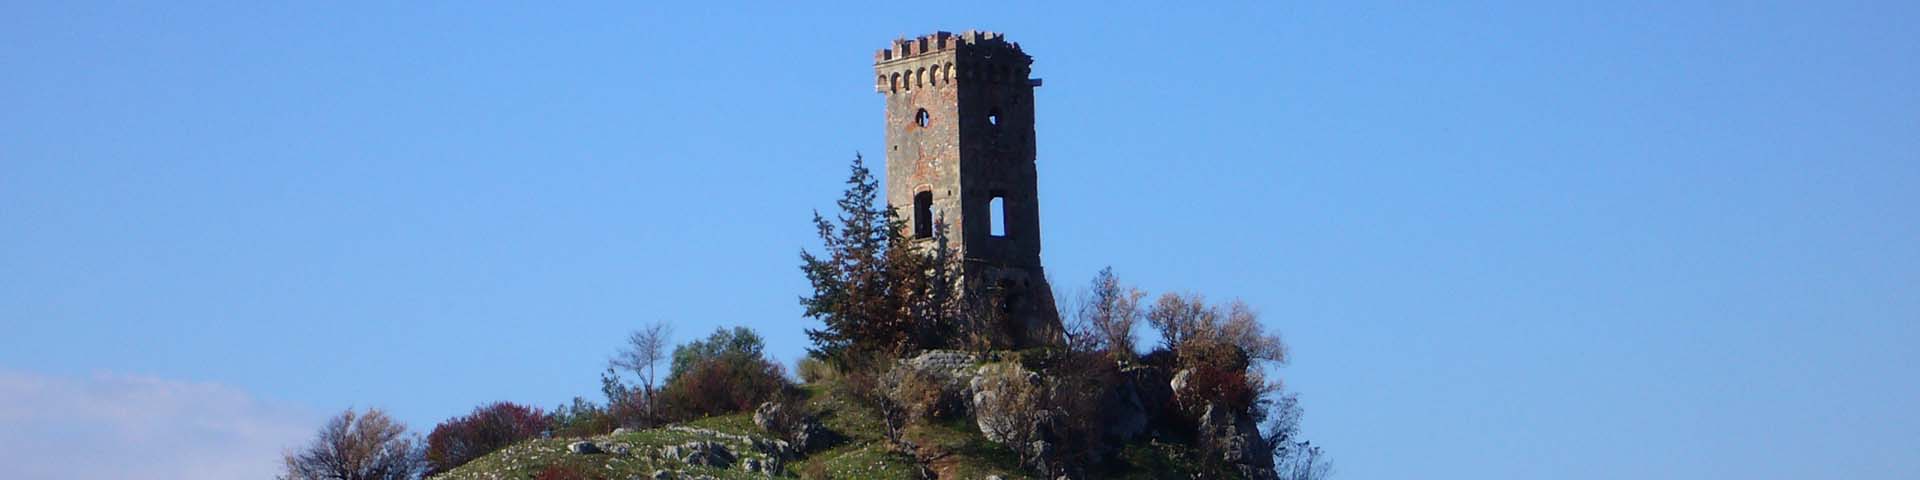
left=890, top=73, right=900, bottom=92
left=914, top=108, right=930, bottom=128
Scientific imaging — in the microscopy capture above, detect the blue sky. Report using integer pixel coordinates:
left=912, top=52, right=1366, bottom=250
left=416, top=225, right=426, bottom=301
left=3, top=1, right=1916, bottom=479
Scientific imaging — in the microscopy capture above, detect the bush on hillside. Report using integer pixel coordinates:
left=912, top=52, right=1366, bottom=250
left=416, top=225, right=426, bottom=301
left=660, top=356, right=792, bottom=419
left=657, top=326, right=796, bottom=420
left=796, top=355, right=838, bottom=383
left=547, top=397, right=616, bottom=438
left=425, top=402, right=547, bottom=475
left=281, top=408, right=425, bottom=480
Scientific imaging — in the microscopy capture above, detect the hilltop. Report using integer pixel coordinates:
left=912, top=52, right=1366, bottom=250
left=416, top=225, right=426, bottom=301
left=435, top=353, right=1236, bottom=480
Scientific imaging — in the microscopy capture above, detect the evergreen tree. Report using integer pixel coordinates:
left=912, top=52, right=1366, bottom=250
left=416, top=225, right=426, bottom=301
left=800, top=154, right=961, bottom=368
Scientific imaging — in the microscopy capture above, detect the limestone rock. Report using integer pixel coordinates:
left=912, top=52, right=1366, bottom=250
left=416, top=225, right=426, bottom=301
left=751, top=401, right=828, bottom=453
left=971, top=363, right=1044, bottom=444
left=900, top=349, right=980, bottom=380
left=1170, top=368, right=1193, bottom=396
left=791, top=421, right=831, bottom=453
left=567, top=441, right=602, bottom=454
left=1196, top=402, right=1279, bottom=480
left=664, top=440, right=734, bottom=469
left=751, top=401, right=787, bottom=432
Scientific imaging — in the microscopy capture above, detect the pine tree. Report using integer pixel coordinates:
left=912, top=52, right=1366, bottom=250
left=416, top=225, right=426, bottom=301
left=800, top=154, right=963, bottom=368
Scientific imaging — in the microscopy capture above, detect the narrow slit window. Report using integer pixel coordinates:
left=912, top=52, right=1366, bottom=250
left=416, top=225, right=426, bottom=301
left=989, top=195, right=1006, bottom=237
left=913, top=191, right=933, bottom=239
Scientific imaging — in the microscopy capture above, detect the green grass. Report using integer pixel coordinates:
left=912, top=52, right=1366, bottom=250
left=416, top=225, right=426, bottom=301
left=432, top=415, right=792, bottom=480
left=1097, top=440, right=1245, bottom=480
left=808, top=442, right=923, bottom=479
left=787, top=380, right=926, bottom=479
left=905, top=417, right=1029, bottom=480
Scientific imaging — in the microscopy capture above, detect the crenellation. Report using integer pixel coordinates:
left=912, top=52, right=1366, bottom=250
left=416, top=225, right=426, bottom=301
left=874, top=30, right=1026, bottom=66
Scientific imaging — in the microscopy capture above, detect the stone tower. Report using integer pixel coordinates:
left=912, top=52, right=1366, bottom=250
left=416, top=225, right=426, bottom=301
left=875, top=31, right=1061, bottom=349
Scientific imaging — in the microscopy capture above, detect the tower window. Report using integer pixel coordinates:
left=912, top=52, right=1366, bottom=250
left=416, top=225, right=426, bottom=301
left=915, top=108, right=929, bottom=128
left=987, top=108, right=1000, bottom=127
left=989, top=194, right=1006, bottom=237
left=913, top=191, right=933, bottom=239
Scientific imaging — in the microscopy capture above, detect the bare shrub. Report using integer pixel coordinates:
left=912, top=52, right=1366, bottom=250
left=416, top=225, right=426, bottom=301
left=1146, top=292, right=1213, bottom=353
left=888, top=367, right=959, bottom=421
left=841, top=368, right=910, bottom=450
left=1066, top=267, right=1146, bottom=361
left=610, top=320, right=672, bottom=425
left=1150, top=295, right=1287, bottom=368
left=280, top=408, right=425, bottom=480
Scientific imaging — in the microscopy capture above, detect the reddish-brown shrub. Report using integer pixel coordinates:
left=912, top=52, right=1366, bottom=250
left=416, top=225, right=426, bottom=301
left=425, top=402, right=547, bottom=475
left=659, top=355, right=793, bottom=419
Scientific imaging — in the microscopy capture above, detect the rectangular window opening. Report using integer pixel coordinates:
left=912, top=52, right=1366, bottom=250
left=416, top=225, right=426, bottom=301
left=989, top=195, right=1006, bottom=237
left=913, top=191, right=934, bottom=239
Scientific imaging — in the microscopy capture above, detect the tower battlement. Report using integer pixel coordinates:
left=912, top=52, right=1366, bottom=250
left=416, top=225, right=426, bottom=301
left=873, top=30, right=1022, bottom=63
left=874, top=31, right=1036, bottom=94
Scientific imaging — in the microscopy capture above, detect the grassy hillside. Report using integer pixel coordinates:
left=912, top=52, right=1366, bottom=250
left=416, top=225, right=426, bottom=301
left=434, top=381, right=1026, bottom=480
left=436, top=377, right=1227, bottom=480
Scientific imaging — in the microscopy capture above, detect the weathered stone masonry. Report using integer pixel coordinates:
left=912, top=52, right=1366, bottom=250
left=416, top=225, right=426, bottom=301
left=875, top=31, right=1061, bottom=348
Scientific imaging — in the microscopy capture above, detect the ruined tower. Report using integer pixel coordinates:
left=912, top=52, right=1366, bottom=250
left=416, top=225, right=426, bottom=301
left=875, top=31, right=1061, bottom=349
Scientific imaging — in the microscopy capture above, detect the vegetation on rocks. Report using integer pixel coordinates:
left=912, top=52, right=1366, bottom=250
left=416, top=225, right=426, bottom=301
left=285, top=156, right=1330, bottom=480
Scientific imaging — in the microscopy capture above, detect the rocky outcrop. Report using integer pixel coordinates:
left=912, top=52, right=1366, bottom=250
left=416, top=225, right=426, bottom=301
left=1170, top=368, right=1193, bottom=394
left=1099, top=376, right=1150, bottom=441
left=899, top=349, right=981, bottom=392
left=567, top=441, right=602, bottom=454
left=753, top=401, right=832, bottom=453
left=968, top=362, right=1045, bottom=444
left=1192, top=400, right=1278, bottom=480
left=751, top=401, right=789, bottom=431
left=660, top=440, right=734, bottom=469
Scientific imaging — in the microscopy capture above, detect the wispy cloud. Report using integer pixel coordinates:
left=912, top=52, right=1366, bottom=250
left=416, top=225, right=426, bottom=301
left=0, top=370, right=318, bottom=480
